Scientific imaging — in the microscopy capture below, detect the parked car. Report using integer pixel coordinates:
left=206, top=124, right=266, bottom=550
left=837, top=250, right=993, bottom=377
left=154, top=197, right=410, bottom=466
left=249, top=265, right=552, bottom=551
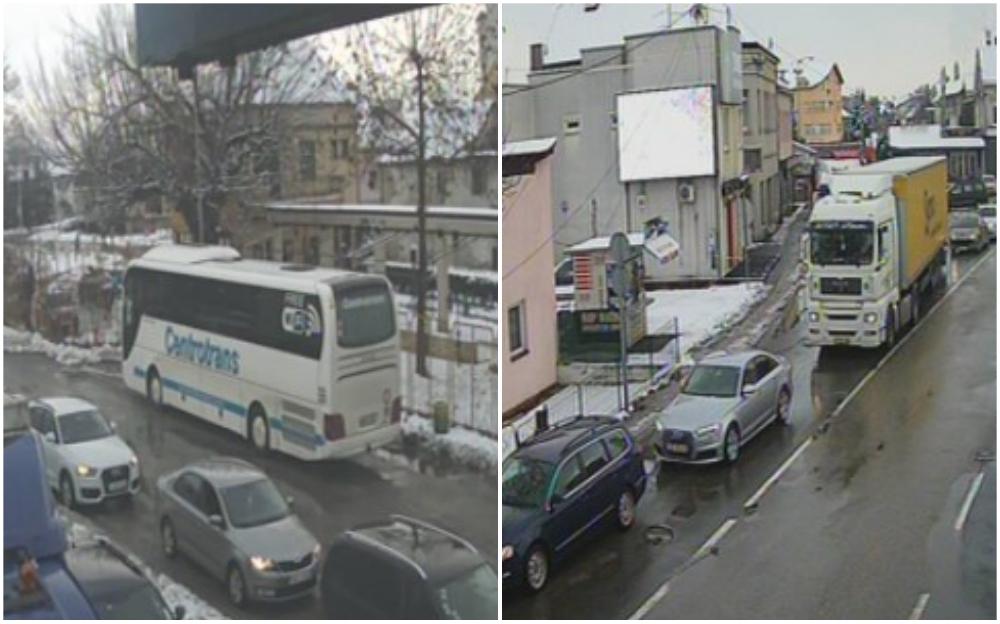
left=978, top=204, right=996, bottom=241
left=502, top=416, right=646, bottom=592
left=654, top=350, right=793, bottom=464
left=320, top=515, right=496, bottom=619
left=948, top=178, right=988, bottom=208
left=949, top=209, right=990, bottom=253
left=64, top=535, right=181, bottom=619
left=26, top=397, right=140, bottom=508
left=156, top=458, right=320, bottom=607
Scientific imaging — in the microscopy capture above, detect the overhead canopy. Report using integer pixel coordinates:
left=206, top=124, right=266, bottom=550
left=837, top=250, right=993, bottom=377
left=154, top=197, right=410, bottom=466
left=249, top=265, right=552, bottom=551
left=135, top=4, right=423, bottom=73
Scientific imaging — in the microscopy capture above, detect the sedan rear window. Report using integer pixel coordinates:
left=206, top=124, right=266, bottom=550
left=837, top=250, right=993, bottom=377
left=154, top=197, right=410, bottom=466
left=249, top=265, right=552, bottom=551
left=682, top=365, right=741, bottom=398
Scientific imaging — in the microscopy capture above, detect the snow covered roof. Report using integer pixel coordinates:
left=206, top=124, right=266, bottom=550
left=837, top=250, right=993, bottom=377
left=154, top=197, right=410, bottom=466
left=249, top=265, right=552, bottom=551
left=502, top=137, right=556, bottom=158
left=888, top=125, right=984, bottom=150
left=855, top=156, right=945, bottom=175
left=267, top=201, right=497, bottom=220
left=567, top=233, right=645, bottom=254
left=140, top=245, right=241, bottom=264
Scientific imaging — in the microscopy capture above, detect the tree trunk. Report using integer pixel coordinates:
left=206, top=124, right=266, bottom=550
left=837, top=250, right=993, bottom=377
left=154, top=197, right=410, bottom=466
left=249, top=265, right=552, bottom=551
left=415, top=56, right=430, bottom=377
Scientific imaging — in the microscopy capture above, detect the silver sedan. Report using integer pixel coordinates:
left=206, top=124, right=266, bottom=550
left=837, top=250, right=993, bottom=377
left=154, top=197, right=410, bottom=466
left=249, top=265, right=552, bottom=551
left=655, top=350, right=793, bottom=464
left=156, top=457, right=321, bottom=607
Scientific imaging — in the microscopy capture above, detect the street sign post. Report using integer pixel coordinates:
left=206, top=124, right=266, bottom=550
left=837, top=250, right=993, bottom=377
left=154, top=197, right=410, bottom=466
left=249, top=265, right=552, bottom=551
left=609, top=232, right=631, bottom=413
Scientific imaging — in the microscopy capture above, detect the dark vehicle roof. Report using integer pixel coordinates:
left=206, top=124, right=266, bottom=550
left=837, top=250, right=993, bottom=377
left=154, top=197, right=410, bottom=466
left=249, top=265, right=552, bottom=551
left=510, top=416, right=626, bottom=463
left=339, top=516, right=486, bottom=586
left=63, top=539, right=171, bottom=619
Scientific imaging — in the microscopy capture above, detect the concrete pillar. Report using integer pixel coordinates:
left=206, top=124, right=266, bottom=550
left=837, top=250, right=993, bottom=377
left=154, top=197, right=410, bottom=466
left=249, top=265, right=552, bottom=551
left=320, top=227, right=336, bottom=268
left=372, top=231, right=387, bottom=275
left=436, top=234, right=451, bottom=333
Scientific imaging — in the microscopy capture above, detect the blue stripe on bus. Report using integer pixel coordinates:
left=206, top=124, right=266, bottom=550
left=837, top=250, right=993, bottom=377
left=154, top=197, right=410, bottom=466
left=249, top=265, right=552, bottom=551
left=131, top=366, right=324, bottom=447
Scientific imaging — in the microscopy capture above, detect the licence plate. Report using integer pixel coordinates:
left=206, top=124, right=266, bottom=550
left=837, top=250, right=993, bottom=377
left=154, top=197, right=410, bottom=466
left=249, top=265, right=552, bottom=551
left=834, top=337, right=850, bottom=345
left=666, top=443, right=689, bottom=454
left=290, top=569, right=311, bottom=585
left=107, top=479, right=127, bottom=493
left=359, top=413, right=378, bottom=428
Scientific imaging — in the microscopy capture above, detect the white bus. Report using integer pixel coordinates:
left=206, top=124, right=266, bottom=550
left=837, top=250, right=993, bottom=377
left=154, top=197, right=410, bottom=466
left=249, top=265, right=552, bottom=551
left=121, top=245, right=401, bottom=461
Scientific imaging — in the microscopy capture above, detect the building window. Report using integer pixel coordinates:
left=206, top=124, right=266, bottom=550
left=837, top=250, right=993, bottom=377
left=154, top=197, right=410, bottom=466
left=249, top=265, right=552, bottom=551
left=340, top=139, right=350, bottom=158
left=282, top=238, right=294, bottom=262
left=507, top=302, right=527, bottom=358
left=609, top=110, right=618, bottom=129
left=744, top=149, right=762, bottom=172
left=264, top=238, right=273, bottom=260
left=298, top=140, right=316, bottom=181
left=330, top=139, right=339, bottom=159
left=563, top=114, right=581, bottom=135
left=742, top=89, right=750, bottom=134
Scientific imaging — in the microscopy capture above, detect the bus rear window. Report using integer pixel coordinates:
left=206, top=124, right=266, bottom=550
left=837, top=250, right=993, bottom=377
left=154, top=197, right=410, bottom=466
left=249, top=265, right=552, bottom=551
left=334, top=282, right=395, bottom=348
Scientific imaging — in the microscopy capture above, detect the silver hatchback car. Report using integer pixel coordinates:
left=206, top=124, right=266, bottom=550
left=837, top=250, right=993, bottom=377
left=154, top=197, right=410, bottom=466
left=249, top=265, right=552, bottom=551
left=655, top=350, right=793, bottom=464
left=156, top=458, right=320, bottom=607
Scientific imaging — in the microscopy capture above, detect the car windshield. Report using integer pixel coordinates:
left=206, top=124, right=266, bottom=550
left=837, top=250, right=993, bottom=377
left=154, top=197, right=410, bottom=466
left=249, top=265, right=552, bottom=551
left=58, top=410, right=112, bottom=444
left=502, top=457, right=554, bottom=508
left=980, top=206, right=996, bottom=217
left=220, top=479, right=290, bottom=529
left=951, top=212, right=980, bottom=228
left=810, top=221, right=874, bottom=266
left=435, top=564, right=497, bottom=620
left=90, top=584, right=173, bottom=619
left=682, top=365, right=741, bottom=398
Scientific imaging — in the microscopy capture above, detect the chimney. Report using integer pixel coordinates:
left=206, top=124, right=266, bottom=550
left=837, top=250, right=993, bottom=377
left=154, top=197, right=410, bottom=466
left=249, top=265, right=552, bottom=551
left=530, top=43, right=545, bottom=72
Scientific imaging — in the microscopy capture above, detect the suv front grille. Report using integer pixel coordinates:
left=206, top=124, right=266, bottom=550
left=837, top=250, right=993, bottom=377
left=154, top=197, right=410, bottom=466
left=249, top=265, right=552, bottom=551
left=102, top=465, right=129, bottom=484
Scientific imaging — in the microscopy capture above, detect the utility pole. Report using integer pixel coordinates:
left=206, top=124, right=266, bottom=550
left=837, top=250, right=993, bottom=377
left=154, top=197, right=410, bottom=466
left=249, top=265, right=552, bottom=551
left=414, top=44, right=430, bottom=377
left=192, top=68, right=205, bottom=244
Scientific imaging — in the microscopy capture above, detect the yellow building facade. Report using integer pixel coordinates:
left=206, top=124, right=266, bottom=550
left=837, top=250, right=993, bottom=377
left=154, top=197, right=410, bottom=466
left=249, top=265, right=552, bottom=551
left=792, top=64, right=845, bottom=145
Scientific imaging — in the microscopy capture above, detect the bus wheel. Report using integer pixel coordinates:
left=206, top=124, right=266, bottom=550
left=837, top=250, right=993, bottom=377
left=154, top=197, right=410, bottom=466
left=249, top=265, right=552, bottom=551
left=147, top=368, right=164, bottom=409
left=248, top=404, right=270, bottom=452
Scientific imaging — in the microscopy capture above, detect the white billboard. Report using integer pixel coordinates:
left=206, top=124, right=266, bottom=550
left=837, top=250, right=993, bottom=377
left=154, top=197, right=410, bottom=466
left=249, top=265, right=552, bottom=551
left=617, top=86, right=716, bottom=181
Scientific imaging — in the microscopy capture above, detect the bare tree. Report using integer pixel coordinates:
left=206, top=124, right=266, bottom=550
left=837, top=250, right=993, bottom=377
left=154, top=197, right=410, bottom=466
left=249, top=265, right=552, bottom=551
left=329, top=4, right=493, bottom=377
left=21, top=5, right=326, bottom=241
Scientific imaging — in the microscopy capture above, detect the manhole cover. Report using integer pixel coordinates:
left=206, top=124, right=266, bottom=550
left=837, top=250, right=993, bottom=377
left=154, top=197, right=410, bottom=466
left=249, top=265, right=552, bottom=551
left=644, top=524, right=675, bottom=545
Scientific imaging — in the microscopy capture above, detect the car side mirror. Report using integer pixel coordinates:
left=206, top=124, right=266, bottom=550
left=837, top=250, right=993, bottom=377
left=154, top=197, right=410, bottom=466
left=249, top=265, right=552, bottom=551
left=174, top=605, right=186, bottom=620
left=208, top=514, right=226, bottom=530
left=44, top=431, right=57, bottom=444
left=742, top=383, right=758, bottom=397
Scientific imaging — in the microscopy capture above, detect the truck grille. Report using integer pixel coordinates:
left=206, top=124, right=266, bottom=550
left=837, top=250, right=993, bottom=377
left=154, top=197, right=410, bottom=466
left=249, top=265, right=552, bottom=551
left=820, top=277, right=862, bottom=295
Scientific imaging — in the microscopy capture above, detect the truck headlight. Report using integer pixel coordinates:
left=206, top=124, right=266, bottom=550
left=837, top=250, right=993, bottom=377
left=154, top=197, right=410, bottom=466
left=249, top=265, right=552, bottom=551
left=76, top=464, right=96, bottom=477
left=863, top=312, right=878, bottom=324
left=808, top=311, right=820, bottom=323
left=694, top=423, right=722, bottom=441
left=502, top=545, right=514, bottom=560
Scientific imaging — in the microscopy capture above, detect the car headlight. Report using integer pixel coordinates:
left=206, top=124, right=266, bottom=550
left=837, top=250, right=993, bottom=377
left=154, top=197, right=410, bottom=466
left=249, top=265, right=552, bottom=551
left=129, top=454, right=139, bottom=467
left=694, top=423, right=722, bottom=441
left=250, top=556, right=275, bottom=572
left=76, top=464, right=96, bottom=477
left=502, top=545, right=514, bottom=561
left=808, top=311, right=820, bottom=323
left=863, top=312, right=878, bottom=324
left=312, top=543, right=322, bottom=559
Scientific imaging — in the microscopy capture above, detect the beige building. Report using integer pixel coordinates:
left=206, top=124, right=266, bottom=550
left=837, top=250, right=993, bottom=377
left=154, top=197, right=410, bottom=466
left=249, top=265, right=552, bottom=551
left=502, top=138, right=558, bottom=417
left=792, top=64, right=845, bottom=145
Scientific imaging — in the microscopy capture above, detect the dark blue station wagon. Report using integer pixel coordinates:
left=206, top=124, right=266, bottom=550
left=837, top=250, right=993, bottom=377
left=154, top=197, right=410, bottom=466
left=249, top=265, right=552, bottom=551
left=502, top=416, right=647, bottom=592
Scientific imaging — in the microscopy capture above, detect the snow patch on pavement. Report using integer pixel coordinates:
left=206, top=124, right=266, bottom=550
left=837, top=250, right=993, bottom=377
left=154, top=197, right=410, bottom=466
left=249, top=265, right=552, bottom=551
left=401, top=414, right=497, bottom=472
left=4, top=326, right=120, bottom=366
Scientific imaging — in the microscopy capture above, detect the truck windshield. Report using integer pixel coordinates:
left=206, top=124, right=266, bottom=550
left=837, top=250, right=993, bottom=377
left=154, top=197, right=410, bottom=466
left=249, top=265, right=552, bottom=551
left=810, top=221, right=874, bottom=266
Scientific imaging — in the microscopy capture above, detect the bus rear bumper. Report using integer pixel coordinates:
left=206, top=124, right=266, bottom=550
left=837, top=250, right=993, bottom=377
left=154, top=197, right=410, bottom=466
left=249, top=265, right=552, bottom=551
left=318, top=423, right=401, bottom=460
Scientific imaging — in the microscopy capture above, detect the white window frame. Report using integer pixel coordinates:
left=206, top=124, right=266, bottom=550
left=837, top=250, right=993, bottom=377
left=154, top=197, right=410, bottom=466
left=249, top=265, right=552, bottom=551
left=507, top=300, right=528, bottom=360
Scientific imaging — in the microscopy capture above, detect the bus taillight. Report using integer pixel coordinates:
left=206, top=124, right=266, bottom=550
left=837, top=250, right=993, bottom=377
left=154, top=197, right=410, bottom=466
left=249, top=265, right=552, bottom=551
left=390, top=397, right=402, bottom=424
left=324, top=414, right=345, bottom=441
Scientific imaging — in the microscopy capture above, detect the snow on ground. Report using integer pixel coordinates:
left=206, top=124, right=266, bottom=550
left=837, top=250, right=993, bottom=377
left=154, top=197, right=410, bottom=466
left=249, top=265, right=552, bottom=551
left=401, top=413, right=497, bottom=472
left=67, top=519, right=226, bottom=619
left=398, top=347, right=497, bottom=436
left=27, top=227, right=174, bottom=247
left=503, top=281, right=770, bottom=459
left=4, top=326, right=119, bottom=365
left=645, top=281, right=770, bottom=354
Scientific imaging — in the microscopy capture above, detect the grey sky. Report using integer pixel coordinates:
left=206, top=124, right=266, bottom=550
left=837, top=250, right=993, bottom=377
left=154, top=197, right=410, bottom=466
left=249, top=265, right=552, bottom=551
left=503, top=3, right=997, bottom=99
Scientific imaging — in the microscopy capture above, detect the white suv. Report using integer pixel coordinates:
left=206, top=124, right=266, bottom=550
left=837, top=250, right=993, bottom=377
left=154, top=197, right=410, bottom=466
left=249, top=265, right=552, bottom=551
left=27, top=397, right=140, bottom=507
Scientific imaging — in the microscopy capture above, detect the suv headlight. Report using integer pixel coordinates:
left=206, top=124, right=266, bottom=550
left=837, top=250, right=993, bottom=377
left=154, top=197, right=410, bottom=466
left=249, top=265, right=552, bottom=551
left=694, top=423, right=722, bottom=441
left=250, top=556, right=275, bottom=572
left=808, top=311, right=820, bottom=323
left=129, top=454, right=139, bottom=468
left=863, top=312, right=878, bottom=324
left=312, top=543, right=322, bottom=559
left=76, top=464, right=96, bottom=477
left=502, top=545, right=514, bottom=560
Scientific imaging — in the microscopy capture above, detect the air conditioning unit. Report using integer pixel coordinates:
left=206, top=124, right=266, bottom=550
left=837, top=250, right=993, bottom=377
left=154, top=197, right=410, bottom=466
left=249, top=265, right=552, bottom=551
left=678, top=182, right=696, bottom=204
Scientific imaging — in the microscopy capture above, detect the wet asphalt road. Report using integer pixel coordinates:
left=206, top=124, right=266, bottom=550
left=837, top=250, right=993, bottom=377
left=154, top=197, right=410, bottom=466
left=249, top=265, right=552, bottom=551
left=504, top=248, right=994, bottom=620
left=4, top=356, right=497, bottom=619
